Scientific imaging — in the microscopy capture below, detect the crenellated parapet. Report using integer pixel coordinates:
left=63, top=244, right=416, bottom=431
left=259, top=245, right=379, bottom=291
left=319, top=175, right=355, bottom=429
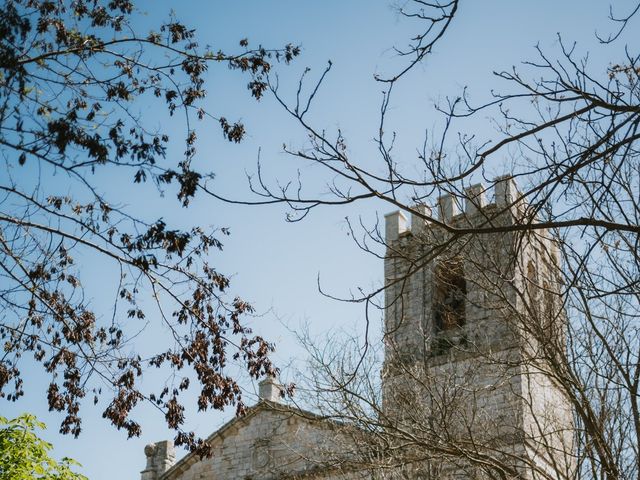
left=385, top=176, right=523, bottom=242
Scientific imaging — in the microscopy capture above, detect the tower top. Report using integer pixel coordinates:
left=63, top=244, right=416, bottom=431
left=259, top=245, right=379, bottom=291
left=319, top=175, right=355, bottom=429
left=385, top=176, right=521, bottom=241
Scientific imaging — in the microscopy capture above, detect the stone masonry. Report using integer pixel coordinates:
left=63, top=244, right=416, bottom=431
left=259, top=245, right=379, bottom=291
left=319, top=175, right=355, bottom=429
left=140, top=378, right=358, bottom=480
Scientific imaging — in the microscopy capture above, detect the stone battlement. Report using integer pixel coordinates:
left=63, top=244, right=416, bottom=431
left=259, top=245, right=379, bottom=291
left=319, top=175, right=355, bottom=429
left=384, top=175, right=521, bottom=242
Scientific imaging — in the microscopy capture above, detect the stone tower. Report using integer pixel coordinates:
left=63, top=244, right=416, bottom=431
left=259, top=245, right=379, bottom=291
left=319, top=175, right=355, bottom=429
left=382, top=177, right=574, bottom=479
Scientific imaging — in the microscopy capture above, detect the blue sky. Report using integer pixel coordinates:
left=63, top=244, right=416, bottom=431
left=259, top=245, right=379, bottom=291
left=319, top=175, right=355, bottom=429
left=2, top=1, right=637, bottom=479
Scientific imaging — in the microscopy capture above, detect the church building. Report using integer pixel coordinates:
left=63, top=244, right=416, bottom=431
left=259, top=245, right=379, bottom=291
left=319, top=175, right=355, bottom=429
left=139, top=177, right=575, bottom=480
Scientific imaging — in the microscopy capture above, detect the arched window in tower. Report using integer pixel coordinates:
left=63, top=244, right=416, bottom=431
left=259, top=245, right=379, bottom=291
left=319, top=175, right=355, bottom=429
left=433, top=258, right=466, bottom=331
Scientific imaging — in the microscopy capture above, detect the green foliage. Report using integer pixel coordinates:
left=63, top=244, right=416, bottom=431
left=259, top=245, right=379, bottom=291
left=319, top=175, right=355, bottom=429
left=0, top=414, right=86, bottom=480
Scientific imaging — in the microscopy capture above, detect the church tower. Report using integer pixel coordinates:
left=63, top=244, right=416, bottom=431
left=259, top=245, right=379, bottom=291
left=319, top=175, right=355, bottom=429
left=382, top=177, right=574, bottom=479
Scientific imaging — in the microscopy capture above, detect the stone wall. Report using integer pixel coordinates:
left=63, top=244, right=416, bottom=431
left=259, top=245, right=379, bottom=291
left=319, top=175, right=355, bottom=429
left=141, top=380, right=363, bottom=480
left=165, top=408, right=337, bottom=479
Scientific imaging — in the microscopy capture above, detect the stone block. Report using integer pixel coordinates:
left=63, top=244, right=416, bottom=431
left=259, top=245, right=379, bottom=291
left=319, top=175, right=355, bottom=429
left=384, top=210, right=408, bottom=242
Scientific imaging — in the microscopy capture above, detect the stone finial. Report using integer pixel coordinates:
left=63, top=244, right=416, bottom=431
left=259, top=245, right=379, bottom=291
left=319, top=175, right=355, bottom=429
left=384, top=211, right=408, bottom=242
left=495, top=175, right=518, bottom=208
left=411, top=204, right=432, bottom=235
left=464, top=184, right=486, bottom=215
left=259, top=377, right=283, bottom=403
left=437, top=194, right=459, bottom=222
left=141, top=440, right=175, bottom=480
